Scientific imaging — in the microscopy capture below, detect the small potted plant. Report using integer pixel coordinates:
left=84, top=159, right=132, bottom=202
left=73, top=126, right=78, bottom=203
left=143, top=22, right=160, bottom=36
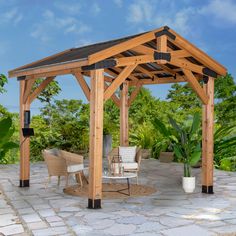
left=168, top=113, right=201, bottom=193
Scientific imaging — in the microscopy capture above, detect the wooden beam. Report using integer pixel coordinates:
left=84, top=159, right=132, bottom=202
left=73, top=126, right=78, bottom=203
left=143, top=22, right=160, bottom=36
left=104, top=64, right=136, bottom=101
left=74, top=72, right=90, bottom=101
left=19, top=80, right=30, bottom=187
left=128, top=82, right=142, bottom=106
left=169, top=58, right=204, bottom=75
left=9, top=59, right=88, bottom=78
left=157, top=35, right=167, bottom=64
left=88, top=29, right=163, bottom=65
left=88, top=69, right=104, bottom=209
left=104, top=82, right=120, bottom=107
left=120, top=81, right=129, bottom=146
left=29, top=77, right=55, bottom=104
left=130, top=45, right=176, bottom=75
left=182, top=69, right=208, bottom=105
left=23, top=77, right=36, bottom=104
left=115, top=55, right=155, bottom=67
left=202, top=77, right=214, bottom=194
left=168, top=28, right=227, bottom=76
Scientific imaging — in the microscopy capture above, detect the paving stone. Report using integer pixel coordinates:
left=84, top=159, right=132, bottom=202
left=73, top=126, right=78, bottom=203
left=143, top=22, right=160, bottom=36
left=21, top=213, right=42, bottom=223
left=45, top=215, right=62, bottom=223
left=136, top=221, right=166, bottom=233
left=0, top=214, right=18, bottom=227
left=159, top=215, right=194, bottom=228
left=0, top=224, right=24, bottom=235
left=117, top=215, right=147, bottom=225
left=38, top=209, right=56, bottom=217
left=161, top=225, right=216, bottom=236
left=104, top=223, right=136, bottom=235
left=32, top=226, right=69, bottom=236
left=27, top=221, right=48, bottom=230
left=90, top=219, right=115, bottom=230
left=71, top=224, right=93, bottom=234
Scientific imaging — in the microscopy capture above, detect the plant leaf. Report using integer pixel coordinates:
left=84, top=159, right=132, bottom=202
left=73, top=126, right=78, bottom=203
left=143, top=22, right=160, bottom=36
left=189, top=151, right=201, bottom=165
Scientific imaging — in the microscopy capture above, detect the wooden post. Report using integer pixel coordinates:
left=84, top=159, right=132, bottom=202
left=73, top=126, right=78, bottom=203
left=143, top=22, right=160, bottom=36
left=88, top=69, right=104, bottom=209
left=120, top=81, right=129, bottom=146
left=202, top=77, right=214, bottom=194
left=19, top=79, right=31, bottom=187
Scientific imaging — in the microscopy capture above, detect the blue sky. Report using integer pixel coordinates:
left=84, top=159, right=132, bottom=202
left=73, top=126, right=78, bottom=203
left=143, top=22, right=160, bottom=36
left=0, top=0, right=236, bottom=114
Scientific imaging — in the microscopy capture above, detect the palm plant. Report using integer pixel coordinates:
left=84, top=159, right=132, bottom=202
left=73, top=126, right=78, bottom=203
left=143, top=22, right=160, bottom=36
left=0, top=117, right=19, bottom=163
left=214, top=125, right=236, bottom=170
left=168, top=113, right=202, bottom=177
left=151, top=118, right=177, bottom=158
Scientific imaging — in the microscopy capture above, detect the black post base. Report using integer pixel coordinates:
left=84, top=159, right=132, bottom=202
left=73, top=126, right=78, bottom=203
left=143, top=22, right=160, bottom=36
left=19, top=180, right=30, bottom=187
left=202, top=185, right=214, bottom=194
left=88, top=199, right=101, bottom=209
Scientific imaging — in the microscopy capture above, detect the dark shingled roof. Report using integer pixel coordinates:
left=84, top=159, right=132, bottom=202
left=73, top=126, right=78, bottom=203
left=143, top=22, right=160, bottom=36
left=20, top=32, right=147, bottom=70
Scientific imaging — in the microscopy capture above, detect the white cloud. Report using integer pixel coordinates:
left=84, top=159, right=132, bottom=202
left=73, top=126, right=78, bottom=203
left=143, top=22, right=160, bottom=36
left=54, top=1, right=81, bottom=15
left=113, top=0, right=123, bottom=8
left=0, top=7, right=23, bottom=25
left=200, top=0, right=236, bottom=24
left=30, top=9, right=91, bottom=43
left=91, top=3, right=101, bottom=15
left=127, top=0, right=193, bottom=35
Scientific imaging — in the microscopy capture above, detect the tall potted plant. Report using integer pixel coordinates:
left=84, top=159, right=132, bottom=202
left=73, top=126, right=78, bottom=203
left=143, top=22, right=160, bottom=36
left=168, top=113, right=201, bottom=193
left=0, top=117, right=19, bottom=164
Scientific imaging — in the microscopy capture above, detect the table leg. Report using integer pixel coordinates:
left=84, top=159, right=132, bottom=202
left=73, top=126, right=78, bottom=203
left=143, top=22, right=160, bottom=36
left=127, top=178, right=130, bottom=196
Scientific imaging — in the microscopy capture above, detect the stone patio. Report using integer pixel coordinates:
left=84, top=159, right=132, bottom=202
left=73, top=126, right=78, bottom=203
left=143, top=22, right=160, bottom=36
left=0, top=159, right=236, bottom=236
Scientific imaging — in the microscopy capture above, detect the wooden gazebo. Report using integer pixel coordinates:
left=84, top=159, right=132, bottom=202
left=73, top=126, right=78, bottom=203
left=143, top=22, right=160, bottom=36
left=9, top=26, right=227, bottom=209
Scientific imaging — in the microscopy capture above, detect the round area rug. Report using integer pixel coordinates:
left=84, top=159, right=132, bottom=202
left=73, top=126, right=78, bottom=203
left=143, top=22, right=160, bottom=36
left=63, top=183, right=156, bottom=199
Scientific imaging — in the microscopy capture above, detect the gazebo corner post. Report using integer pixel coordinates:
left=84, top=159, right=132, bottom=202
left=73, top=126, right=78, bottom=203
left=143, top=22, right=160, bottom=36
left=120, top=81, right=129, bottom=146
left=202, top=76, right=214, bottom=194
left=88, top=69, right=104, bottom=209
left=19, top=78, right=31, bottom=187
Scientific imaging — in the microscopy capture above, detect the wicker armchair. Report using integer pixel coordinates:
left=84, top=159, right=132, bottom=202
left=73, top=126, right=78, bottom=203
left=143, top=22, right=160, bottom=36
left=42, top=149, right=85, bottom=188
left=107, top=147, right=142, bottom=183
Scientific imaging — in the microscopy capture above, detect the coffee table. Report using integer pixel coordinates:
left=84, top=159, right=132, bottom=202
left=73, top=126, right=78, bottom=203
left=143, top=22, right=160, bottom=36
left=102, top=172, right=137, bottom=196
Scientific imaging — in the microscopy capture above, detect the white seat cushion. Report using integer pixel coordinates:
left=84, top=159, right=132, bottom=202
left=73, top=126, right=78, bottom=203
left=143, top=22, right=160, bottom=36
left=67, top=164, right=84, bottom=173
left=121, top=162, right=138, bottom=170
left=119, top=146, right=136, bottom=163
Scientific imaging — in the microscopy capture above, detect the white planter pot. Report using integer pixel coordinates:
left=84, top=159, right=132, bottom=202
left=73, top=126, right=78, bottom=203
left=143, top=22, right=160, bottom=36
left=182, top=176, right=195, bottom=193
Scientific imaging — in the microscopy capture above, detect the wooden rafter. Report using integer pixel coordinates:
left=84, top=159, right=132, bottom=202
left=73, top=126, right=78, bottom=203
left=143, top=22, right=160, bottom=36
left=74, top=72, right=90, bottom=101
left=168, top=28, right=226, bottom=75
left=29, top=77, right=55, bottom=104
left=104, top=64, right=137, bottom=101
left=87, top=28, right=165, bottom=65
left=9, top=60, right=88, bottom=78
left=182, top=69, right=208, bottom=105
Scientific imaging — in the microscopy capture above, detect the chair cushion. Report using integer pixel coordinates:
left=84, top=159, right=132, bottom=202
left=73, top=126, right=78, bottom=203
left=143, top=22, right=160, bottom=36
left=67, top=164, right=84, bottom=173
left=119, top=146, right=136, bottom=163
left=47, top=148, right=60, bottom=157
left=121, top=162, right=138, bottom=170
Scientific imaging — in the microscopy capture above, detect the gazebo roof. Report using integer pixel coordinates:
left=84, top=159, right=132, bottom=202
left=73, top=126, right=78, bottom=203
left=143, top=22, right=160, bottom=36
left=9, top=26, right=227, bottom=85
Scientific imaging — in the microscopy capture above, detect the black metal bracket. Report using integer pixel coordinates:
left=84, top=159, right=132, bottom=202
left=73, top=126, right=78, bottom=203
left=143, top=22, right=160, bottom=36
left=202, top=185, right=214, bottom=194
left=88, top=199, right=101, bottom=209
left=155, top=26, right=176, bottom=40
left=82, top=59, right=117, bottom=71
left=22, top=128, right=34, bottom=137
left=154, top=52, right=171, bottom=61
left=17, top=76, right=26, bottom=81
left=19, top=180, right=29, bottom=187
left=202, top=68, right=217, bottom=78
left=203, top=75, right=209, bottom=84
